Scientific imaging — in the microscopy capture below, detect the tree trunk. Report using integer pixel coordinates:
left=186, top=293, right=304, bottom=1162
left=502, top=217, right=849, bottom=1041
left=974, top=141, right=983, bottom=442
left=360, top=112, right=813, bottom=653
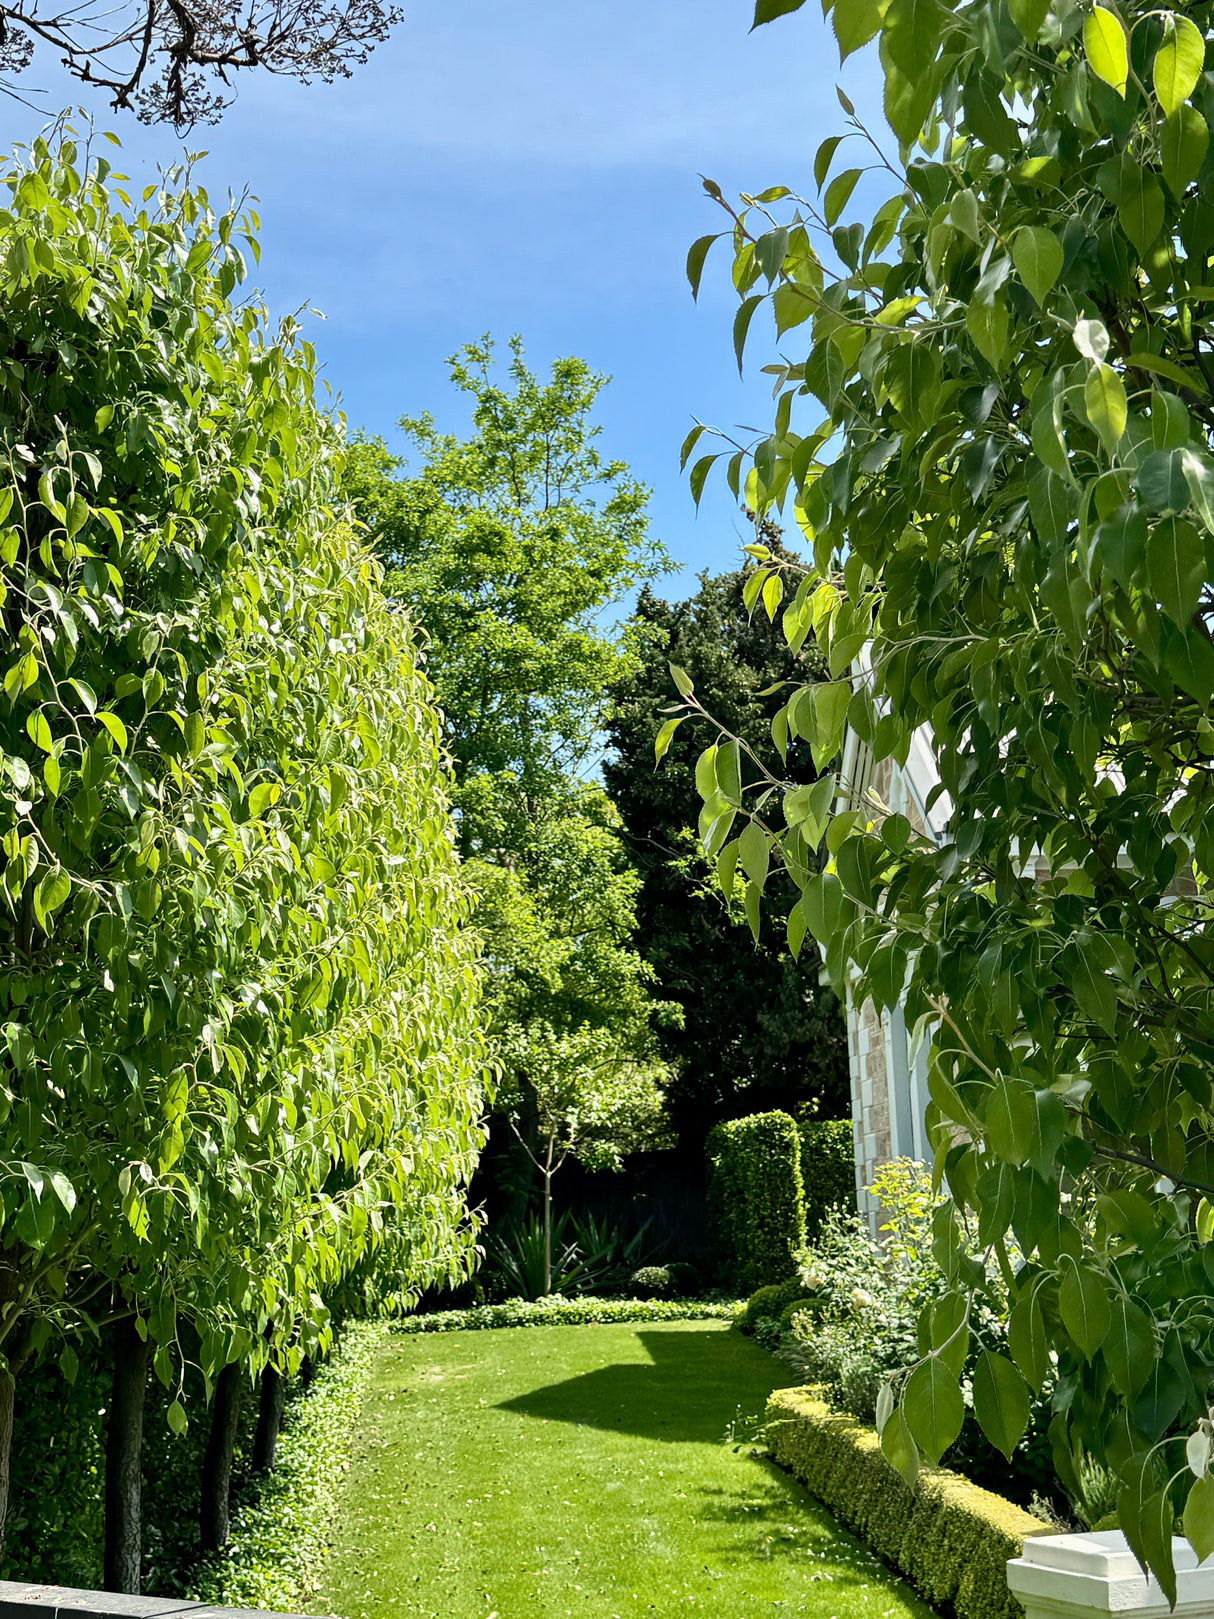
left=0, top=1369, right=15, bottom=1559
left=300, top=1353, right=314, bottom=1392
left=104, top=1317, right=151, bottom=1593
left=252, top=1365, right=285, bottom=1473
left=543, top=1170, right=552, bottom=1296
left=199, top=1362, right=243, bottom=1552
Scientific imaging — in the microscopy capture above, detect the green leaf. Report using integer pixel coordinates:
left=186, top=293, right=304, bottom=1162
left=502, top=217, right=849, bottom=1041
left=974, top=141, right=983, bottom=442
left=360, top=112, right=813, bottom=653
left=786, top=899, right=807, bottom=960
left=1084, top=6, right=1129, bottom=97
left=33, top=868, right=71, bottom=931
left=1184, top=1474, right=1214, bottom=1563
left=26, top=711, right=53, bottom=753
left=669, top=663, right=694, bottom=699
left=1104, top=1296, right=1156, bottom=1397
left=1097, top=504, right=1148, bottom=591
left=686, top=235, right=721, bottom=300
left=880, top=1405, right=920, bottom=1486
left=1027, top=468, right=1072, bottom=545
left=883, top=0, right=943, bottom=82
left=1146, top=516, right=1205, bottom=624
left=883, top=63, right=937, bottom=147
left=834, top=0, right=884, bottom=58
left=902, top=1356, right=964, bottom=1465
left=1085, top=363, right=1128, bottom=453
left=654, top=717, right=683, bottom=765
left=1059, top=1257, right=1111, bottom=1357
left=825, top=169, right=862, bottom=228
left=966, top=295, right=1009, bottom=372
left=1013, top=227, right=1063, bottom=307
left=1126, top=351, right=1207, bottom=395
left=1183, top=449, right=1214, bottom=531
left=1008, top=1289, right=1050, bottom=1392
left=1162, top=106, right=1209, bottom=197
left=167, top=1398, right=188, bottom=1436
left=815, top=136, right=843, bottom=190
left=1153, top=14, right=1205, bottom=117
left=1118, top=166, right=1165, bottom=257
left=809, top=681, right=851, bottom=770
left=715, top=739, right=742, bottom=802
left=803, top=871, right=843, bottom=946
left=1008, top=0, right=1049, bottom=39
left=972, top=1352, right=1030, bottom=1461
left=985, top=1078, right=1036, bottom=1166
left=1138, top=449, right=1190, bottom=513
left=97, top=711, right=127, bottom=753
left=1066, top=928, right=1121, bottom=1033
left=885, top=343, right=942, bottom=434
left=738, top=820, right=770, bottom=889
left=733, top=296, right=765, bottom=376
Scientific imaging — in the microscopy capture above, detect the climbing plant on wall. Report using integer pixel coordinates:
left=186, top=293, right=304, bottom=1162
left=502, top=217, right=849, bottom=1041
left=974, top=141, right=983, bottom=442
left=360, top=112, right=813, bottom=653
left=669, top=0, right=1214, bottom=1593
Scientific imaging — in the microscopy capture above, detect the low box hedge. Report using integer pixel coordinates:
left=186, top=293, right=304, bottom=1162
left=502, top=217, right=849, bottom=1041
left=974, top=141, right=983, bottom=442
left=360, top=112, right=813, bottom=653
left=765, top=1387, right=1048, bottom=1619
left=394, top=1296, right=739, bottom=1334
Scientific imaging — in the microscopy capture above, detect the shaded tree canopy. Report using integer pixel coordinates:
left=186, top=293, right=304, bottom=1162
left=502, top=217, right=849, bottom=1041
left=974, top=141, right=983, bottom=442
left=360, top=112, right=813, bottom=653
left=604, top=543, right=848, bottom=1150
left=0, top=0, right=396, bottom=124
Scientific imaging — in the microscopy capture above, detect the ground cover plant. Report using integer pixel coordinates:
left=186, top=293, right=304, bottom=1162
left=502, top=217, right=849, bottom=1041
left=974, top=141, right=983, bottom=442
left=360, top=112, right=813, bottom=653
left=669, top=0, right=1214, bottom=1592
left=310, top=1318, right=934, bottom=1619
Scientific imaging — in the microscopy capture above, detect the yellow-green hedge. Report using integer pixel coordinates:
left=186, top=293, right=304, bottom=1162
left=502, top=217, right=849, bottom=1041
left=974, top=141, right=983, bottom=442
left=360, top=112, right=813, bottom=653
left=765, top=1388, right=1049, bottom=1619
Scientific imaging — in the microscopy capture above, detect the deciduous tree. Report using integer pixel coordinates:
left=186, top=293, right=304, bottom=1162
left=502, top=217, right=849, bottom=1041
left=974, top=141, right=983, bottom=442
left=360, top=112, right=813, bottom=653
left=0, top=127, right=486, bottom=1553
left=675, top=0, right=1214, bottom=1591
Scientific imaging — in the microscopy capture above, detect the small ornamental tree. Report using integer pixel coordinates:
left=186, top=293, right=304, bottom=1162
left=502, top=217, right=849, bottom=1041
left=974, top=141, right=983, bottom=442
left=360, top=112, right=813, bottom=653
left=0, top=128, right=486, bottom=1550
left=671, top=0, right=1214, bottom=1594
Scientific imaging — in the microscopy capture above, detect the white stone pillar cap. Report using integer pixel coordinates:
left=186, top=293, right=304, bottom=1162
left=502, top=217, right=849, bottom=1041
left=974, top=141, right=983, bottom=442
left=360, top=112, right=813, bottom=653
left=1008, top=1531, right=1212, bottom=1619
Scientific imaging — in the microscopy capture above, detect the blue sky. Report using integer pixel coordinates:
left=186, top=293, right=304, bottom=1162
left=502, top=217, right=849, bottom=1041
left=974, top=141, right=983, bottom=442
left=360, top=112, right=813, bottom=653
left=0, top=0, right=884, bottom=596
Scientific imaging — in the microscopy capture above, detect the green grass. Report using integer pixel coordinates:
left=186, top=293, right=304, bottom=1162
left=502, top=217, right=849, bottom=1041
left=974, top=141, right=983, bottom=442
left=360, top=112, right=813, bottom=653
left=311, top=1319, right=935, bottom=1619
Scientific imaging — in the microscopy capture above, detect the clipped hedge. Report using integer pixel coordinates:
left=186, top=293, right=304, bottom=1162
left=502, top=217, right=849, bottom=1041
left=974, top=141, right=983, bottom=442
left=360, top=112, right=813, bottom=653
left=766, top=1388, right=1047, bottom=1619
left=799, top=1118, right=855, bottom=1235
left=395, top=1296, right=738, bottom=1334
left=707, top=1111, right=806, bottom=1292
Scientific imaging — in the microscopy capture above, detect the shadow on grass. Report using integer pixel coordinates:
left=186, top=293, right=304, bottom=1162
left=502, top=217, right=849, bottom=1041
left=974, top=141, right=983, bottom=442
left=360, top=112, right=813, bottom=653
left=495, top=1329, right=776, bottom=1443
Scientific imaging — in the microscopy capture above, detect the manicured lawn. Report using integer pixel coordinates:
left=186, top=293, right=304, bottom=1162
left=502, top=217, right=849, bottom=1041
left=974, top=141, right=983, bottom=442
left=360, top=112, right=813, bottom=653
left=312, top=1319, right=934, bottom=1619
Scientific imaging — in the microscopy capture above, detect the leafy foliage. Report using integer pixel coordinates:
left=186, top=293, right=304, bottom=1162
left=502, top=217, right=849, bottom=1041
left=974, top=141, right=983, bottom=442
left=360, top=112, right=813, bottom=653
left=0, top=127, right=485, bottom=1515
left=798, top=1117, right=855, bottom=1236
left=680, top=0, right=1214, bottom=1590
left=345, top=341, right=673, bottom=1278
left=604, top=556, right=848, bottom=1147
left=706, top=1111, right=806, bottom=1290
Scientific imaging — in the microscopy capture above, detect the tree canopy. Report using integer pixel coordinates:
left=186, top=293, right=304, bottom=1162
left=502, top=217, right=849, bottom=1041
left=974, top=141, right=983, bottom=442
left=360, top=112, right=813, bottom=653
left=605, top=549, right=848, bottom=1149
left=344, top=339, right=673, bottom=1215
left=674, top=0, right=1214, bottom=1592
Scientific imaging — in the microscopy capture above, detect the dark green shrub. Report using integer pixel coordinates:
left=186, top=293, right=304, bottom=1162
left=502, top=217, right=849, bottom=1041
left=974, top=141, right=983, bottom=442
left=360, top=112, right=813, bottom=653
left=739, top=1277, right=807, bottom=1333
left=798, top=1118, right=855, bottom=1236
left=630, top=1266, right=672, bottom=1299
left=706, top=1111, right=806, bottom=1292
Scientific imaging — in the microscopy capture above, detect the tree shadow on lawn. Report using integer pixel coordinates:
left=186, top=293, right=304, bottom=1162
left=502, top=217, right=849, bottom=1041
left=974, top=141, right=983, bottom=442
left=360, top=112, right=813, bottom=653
left=495, top=1329, right=782, bottom=1444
